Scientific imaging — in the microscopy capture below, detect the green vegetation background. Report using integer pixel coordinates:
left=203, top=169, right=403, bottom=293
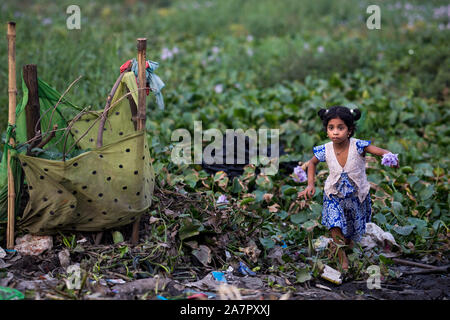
left=0, top=0, right=448, bottom=273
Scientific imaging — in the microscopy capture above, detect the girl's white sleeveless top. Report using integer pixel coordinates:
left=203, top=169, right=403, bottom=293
left=324, top=138, right=370, bottom=203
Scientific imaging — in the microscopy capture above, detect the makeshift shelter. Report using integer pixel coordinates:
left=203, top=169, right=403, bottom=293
left=0, top=33, right=162, bottom=243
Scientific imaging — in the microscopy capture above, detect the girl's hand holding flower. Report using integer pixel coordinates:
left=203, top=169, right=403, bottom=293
left=381, top=152, right=399, bottom=168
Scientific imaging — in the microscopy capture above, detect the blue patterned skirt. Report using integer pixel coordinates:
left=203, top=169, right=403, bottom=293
left=321, top=172, right=371, bottom=242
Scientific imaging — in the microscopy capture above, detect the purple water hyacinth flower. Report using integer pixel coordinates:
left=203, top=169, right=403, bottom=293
left=42, top=18, right=53, bottom=25
left=214, top=84, right=223, bottom=94
left=217, top=195, right=228, bottom=204
left=293, top=166, right=307, bottom=183
left=161, top=47, right=173, bottom=61
left=212, top=46, right=220, bottom=54
left=381, top=152, right=399, bottom=167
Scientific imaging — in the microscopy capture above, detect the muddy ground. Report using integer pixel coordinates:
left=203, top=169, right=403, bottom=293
left=1, top=188, right=449, bottom=300
left=1, top=230, right=449, bottom=300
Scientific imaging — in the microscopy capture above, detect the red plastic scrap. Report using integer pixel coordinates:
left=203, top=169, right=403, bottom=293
left=119, top=59, right=150, bottom=95
left=187, top=293, right=208, bottom=300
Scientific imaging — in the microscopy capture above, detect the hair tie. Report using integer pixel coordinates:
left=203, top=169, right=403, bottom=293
left=350, top=109, right=354, bottom=114
left=325, top=109, right=329, bottom=114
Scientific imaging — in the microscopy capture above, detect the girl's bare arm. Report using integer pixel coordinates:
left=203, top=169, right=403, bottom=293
left=365, top=144, right=399, bottom=167
left=365, top=144, right=390, bottom=157
left=298, top=156, right=319, bottom=200
left=307, top=156, right=319, bottom=186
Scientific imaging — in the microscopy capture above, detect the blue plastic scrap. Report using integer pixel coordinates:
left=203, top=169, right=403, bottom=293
left=238, top=262, right=256, bottom=276
left=212, top=271, right=227, bottom=283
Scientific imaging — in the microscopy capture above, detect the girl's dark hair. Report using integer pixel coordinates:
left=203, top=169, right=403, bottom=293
left=318, top=106, right=361, bottom=137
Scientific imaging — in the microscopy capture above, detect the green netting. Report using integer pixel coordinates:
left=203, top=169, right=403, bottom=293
left=0, top=71, right=155, bottom=234
left=0, top=75, right=83, bottom=223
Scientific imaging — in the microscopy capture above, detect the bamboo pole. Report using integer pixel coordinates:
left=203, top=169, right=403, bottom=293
left=131, top=38, right=147, bottom=245
left=6, top=22, right=17, bottom=249
left=136, top=38, right=147, bottom=131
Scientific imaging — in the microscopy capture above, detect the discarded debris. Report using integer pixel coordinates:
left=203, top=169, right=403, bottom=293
left=313, top=236, right=333, bottom=252
left=183, top=289, right=216, bottom=299
left=217, top=284, right=242, bottom=300
left=0, top=286, right=24, bottom=300
left=212, top=271, right=227, bottom=283
left=360, top=223, right=399, bottom=253
left=111, top=277, right=171, bottom=298
left=58, top=249, right=71, bottom=269
left=238, top=262, right=256, bottom=276
left=184, top=272, right=225, bottom=291
left=14, top=234, right=53, bottom=256
left=192, top=245, right=212, bottom=266
left=187, top=293, right=208, bottom=300
left=320, top=265, right=342, bottom=285
left=315, top=283, right=332, bottom=291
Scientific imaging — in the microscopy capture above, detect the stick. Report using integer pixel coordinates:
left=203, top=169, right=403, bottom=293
left=131, top=38, right=147, bottom=245
left=6, top=22, right=16, bottom=249
left=136, top=38, right=147, bottom=131
left=401, top=266, right=449, bottom=275
left=392, top=258, right=441, bottom=270
left=23, top=64, right=42, bottom=145
left=34, top=124, right=58, bottom=150
left=96, top=70, right=128, bottom=148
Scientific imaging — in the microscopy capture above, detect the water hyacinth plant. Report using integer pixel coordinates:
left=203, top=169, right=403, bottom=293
left=217, top=194, right=229, bottom=204
left=381, top=152, right=399, bottom=167
left=292, top=166, right=307, bottom=183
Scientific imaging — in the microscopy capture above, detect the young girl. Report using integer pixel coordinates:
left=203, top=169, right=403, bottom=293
left=298, top=106, right=398, bottom=271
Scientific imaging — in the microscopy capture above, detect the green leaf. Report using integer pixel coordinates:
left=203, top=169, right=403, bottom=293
left=179, top=218, right=205, bottom=241
left=309, top=203, right=322, bottom=219
left=277, top=210, right=289, bottom=220
left=407, top=175, right=420, bottom=187
left=231, top=177, right=243, bottom=193
left=112, top=231, right=124, bottom=244
left=255, top=175, right=273, bottom=190
left=302, top=220, right=319, bottom=232
left=392, top=201, right=404, bottom=215
left=432, top=220, right=444, bottom=231
left=407, top=217, right=429, bottom=237
left=296, top=268, right=312, bottom=283
left=290, top=212, right=309, bottom=224
left=373, top=213, right=387, bottom=226
left=392, top=225, right=415, bottom=236
left=240, top=197, right=255, bottom=205
left=281, top=185, right=297, bottom=196
left=393, top=192, right=403, bottom=203
left=400, top=166, right=414, bottom=174
left=419, top=185, right=434, bottom=201
left=252, top=190, right=266, bottom=203
left=259, top=237, right=275, bottom=249
left=184, top=173, right=199, bottom=188
left=379, top=255, right=393, bottom=265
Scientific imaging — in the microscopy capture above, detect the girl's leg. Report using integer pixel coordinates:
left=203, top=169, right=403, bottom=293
left=330, top=227, right=349, bottom=271
left=345, top=238, right=354, bottom=250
